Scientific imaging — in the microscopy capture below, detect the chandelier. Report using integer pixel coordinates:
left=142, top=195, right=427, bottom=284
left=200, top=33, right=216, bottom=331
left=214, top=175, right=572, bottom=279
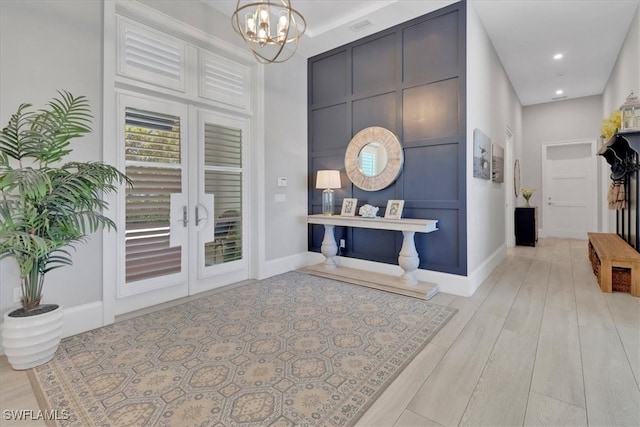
left=231, top=0, right=306, bottom=64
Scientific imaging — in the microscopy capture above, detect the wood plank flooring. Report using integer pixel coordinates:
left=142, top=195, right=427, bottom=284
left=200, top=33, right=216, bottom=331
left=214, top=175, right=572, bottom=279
left=1, top=238, right=639, bottom=426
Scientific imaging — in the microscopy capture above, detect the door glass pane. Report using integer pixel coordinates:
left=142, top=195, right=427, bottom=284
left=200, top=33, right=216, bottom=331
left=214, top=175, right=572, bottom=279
left=203, top=123, right=243, bottom=266
left=204, top=124, right=242, bottom=168
left=125, top=108, right=182, bottom=282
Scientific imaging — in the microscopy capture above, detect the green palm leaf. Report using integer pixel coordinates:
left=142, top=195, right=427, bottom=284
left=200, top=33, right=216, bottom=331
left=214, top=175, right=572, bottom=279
left=0, top=91, right=131, bottom=311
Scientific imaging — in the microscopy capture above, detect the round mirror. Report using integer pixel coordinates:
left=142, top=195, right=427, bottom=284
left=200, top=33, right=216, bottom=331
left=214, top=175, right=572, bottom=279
left=357, top=142, right=388, bottom=177
left=345, top=127, right=403, bottom=192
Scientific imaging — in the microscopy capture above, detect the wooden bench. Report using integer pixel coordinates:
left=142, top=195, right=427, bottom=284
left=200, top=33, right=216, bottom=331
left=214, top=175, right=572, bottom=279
left=587, top=232, right=640, bottom=297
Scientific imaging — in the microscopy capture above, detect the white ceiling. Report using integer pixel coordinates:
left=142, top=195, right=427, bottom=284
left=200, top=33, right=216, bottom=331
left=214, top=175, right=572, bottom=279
left=203, top=0, right=639, bottom=106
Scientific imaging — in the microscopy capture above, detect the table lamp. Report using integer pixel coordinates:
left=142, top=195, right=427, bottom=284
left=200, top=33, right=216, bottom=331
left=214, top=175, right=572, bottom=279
left=316, top=170, right=341, bottom=215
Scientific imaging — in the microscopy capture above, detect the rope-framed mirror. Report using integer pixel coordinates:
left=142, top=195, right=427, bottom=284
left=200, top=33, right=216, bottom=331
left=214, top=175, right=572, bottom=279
left=345, top=126, right=404, bottom=192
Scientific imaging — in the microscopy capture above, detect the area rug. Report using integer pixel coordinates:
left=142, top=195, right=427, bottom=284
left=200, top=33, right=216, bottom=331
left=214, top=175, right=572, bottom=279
left=28, top=271, right=456, bottom=427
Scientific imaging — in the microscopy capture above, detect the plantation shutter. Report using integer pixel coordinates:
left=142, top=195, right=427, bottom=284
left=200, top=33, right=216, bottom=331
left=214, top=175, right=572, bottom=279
left=199, top=50, right=250, bottom=110
left=125, top=108, right=182, bottom=282
left=117, top=18, right=186, bottom=92
left=203, top=124, right=243, bottom=266
left=360, top=150, right=376, bottom=176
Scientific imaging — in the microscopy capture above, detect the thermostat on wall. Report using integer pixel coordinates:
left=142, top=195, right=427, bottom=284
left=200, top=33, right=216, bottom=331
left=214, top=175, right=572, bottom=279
left=277, top=177, right=288, bottom=187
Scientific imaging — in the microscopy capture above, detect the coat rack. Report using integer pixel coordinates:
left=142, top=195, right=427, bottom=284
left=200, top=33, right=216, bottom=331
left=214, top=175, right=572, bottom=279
left=598, top=131, right=640, bottom=249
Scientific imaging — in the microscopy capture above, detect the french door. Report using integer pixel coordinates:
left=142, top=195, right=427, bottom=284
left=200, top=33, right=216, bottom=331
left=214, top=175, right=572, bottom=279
left=115, top=93, right=249, bottom=315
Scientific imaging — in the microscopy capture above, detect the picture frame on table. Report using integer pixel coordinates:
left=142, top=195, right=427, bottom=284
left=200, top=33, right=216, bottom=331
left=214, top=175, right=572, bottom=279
left=385, top=200, right=404, bottom=219
left=341, top=198, right=358, bottom=216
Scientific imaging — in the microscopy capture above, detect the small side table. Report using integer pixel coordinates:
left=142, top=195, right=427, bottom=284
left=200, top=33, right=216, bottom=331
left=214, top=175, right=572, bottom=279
left=515, top=207, right=538, bottom=246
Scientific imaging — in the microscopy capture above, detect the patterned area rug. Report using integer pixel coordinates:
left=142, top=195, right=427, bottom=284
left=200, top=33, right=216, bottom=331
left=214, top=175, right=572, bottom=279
left=28, top=271, right=456, bottom=427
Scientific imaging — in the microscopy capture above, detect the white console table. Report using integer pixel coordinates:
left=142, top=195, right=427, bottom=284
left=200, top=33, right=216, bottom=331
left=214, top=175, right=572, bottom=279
left=307, top=214, right=439, bottom=299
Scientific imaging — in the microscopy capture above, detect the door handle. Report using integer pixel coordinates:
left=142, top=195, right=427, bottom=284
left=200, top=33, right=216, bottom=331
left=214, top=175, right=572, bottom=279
left=195, top=198, right=213, bottom=228
left=182, top=206, right=189, bottom=227
left=195, top=206, right=204, bottom=225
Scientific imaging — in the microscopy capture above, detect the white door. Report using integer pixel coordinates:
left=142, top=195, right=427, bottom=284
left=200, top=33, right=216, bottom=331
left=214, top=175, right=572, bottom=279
left=542, top=141, right=597, bottom=239
left=188, top=109, right=249, bottom=295
left=114, top=94, right=248, bottom=315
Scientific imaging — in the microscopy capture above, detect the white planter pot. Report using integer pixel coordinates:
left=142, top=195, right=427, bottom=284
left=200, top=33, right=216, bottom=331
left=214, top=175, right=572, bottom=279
left=2, top=304, right=63, bottom=370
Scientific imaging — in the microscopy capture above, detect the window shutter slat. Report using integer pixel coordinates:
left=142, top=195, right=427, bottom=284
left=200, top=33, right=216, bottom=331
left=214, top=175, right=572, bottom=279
left=118, top=18, right=186, bottom=91
left=199, top=50, right=250, bottom=110
left=125, top=107, right=183, bottom=283
left=202, top=122, right=243, bottom=266
left=204, top=123, right=242, bottom=168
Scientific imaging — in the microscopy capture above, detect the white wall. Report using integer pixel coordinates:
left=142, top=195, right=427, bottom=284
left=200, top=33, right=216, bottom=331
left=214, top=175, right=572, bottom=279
left=138, top=0, right=244, bottom=49
left=0, top=0, right=105, bottom=316
left=602, top=4, right=640, bottom=232
left=466, top=1, right=523, bottom=293
left=602, top=4, right=640, bottom=118
left=263, top=57, right=309, bottom=264
left=0, top=0, right=311, bottom=326
left=521, top=95, right=602, bottom=230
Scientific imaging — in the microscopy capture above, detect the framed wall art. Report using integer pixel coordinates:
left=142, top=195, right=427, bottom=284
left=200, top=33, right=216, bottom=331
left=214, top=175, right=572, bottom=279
left=384, top=200, right=404, bottom=219
left=341, top=198, right=358, bottom=216
left=473, top=128, right=491, bottom=180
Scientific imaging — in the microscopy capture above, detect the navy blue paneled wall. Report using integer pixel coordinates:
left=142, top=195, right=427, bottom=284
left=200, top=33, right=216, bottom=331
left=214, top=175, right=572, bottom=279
left=308, top=2, right=467, bottom=275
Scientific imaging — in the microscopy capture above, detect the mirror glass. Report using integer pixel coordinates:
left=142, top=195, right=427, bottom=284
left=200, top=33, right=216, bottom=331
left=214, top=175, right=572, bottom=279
left=357, top=142, right=388, bottom=177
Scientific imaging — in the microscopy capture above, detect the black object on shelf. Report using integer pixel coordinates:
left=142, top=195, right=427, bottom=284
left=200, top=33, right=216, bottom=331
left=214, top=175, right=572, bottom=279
left=597, top=132, right=640, bottom=180
left=515, top=207, right=538, bottom=247
left=598, top=131, right=640, bottom=251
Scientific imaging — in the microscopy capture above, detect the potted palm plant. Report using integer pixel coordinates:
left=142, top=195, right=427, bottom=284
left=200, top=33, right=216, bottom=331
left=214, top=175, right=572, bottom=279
left=0, top=91, right=130, bottom=370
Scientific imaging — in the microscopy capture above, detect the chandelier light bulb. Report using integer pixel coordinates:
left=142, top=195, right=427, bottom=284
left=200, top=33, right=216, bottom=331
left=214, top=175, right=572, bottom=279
left=276, top=11, right=287, bottom=41
left=258, top=28, right=267, bottom=44
left=245, top=13, right=256, bottom=36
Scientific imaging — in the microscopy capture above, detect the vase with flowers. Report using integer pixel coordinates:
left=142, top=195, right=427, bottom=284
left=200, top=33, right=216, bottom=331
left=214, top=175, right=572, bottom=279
left=521, top=187, right=535, bottom=207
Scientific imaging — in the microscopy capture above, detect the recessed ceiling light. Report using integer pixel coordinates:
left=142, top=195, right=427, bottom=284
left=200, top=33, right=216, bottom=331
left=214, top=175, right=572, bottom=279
left=554, top=53, right=563, bottom=60
left=556, top=89, right=564, bottom=95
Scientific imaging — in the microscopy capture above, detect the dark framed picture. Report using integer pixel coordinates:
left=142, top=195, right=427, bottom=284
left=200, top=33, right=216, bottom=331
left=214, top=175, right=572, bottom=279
left=473, top=128, right=491, bottom=180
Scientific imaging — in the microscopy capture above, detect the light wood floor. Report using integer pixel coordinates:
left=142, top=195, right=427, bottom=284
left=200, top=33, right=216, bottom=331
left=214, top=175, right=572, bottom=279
left=2, top=238, right=639, bottom=426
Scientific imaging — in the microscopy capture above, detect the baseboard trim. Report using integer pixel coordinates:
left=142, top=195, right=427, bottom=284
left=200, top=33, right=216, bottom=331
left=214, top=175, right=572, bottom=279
left=259, top=252, right=309, bottom=280
left=62, top=301, right=105, bottom=338
left=0, top=301, right=104, bottom=356
left=467, top=244, right=507, bottom=296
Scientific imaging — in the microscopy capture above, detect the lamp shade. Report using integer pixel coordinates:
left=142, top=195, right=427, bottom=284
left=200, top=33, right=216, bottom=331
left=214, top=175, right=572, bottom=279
left=316, top=170, right=341, bottom=189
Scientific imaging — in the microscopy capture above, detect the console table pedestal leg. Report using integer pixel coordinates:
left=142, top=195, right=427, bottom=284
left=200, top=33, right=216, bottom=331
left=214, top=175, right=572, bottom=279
left=321, top=224, right=338, bottom=269
left=398, top=231, right=419, bottom=285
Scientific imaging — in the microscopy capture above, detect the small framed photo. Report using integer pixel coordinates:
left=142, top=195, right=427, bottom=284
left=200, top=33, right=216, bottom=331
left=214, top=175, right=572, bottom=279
left=385, top=200, right=404, bottom=219
left=341, top=198, right=358, bottom=216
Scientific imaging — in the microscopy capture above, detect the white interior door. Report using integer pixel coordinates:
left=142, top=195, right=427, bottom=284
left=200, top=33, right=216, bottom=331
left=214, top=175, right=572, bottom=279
left=188, top=109, right=249, bottom=294
left=114, top=94, right=249, bottom=315
left=542, top=141, right=597, bottom=239
left=116, top=94, right=190, bottom=315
